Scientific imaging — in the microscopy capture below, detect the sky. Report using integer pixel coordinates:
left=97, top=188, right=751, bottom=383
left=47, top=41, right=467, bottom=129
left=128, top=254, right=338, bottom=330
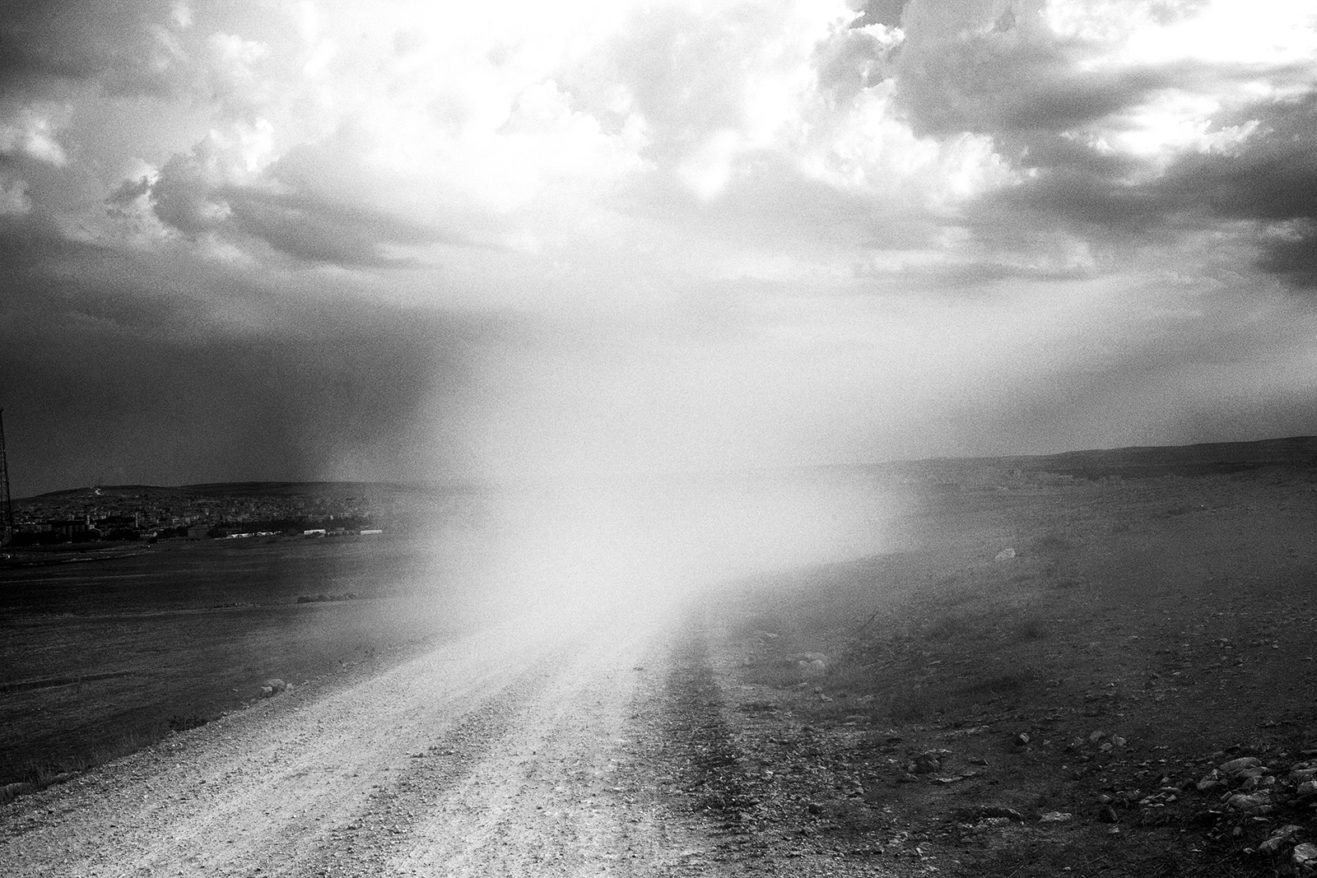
left=2, top=0, right=1317, bottom=496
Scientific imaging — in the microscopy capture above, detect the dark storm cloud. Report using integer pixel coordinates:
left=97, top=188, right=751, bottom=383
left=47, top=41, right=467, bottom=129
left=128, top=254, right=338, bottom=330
left=1157, top=94, right=1317, bottom=287
left=879, top=2, right=1317, bottom=290
left=897, top=39, right=1174, bottom=138
left=0, top=328, right=455, bottom=496
left=968, top=89, right=1317, bottom=287
left=0, top=0, right=185, bottom=99
left=896, top=23, right=1306, bottom=141
left=1255, top=228, right=1317, bottom=288
left=107, top=174, right=152, bottom=206
left=0, top=211, right=91, bottom=264
left=223, top=187, right=438, bottom=268
left=150, top=150, right=219, bottom=236
left=0, top=245, right=481, bottom=495
left=146, top=158, right=468, bottom=269
left=1003, top=131, right=1142, bottom=179
left=144, top=129, right=486, bottom=268
left=1161, top=94, right=1317, bottom=206
left=979, top=166, right=1166, bottom=237
left=853, top=0, right=911, bottom=29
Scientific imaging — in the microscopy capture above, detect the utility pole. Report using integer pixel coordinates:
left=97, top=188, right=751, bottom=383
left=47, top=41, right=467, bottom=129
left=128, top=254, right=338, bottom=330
left=0, top=408, right=13, bottom=545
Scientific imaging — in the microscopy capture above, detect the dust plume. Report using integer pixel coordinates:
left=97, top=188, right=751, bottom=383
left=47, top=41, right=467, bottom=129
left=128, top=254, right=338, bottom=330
left=434, top=468, right=905, bottom=638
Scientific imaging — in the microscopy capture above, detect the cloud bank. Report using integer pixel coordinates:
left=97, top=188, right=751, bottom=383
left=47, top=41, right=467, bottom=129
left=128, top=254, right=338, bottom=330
left=2, top=0, right=1316, bottom=493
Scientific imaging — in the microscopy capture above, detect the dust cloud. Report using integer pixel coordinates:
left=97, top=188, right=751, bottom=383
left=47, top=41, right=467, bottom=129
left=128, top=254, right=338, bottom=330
left=420, top=469, right=905, bottom=640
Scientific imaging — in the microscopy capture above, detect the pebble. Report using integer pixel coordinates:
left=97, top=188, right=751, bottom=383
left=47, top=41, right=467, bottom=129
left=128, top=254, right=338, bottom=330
left=1258, top=824, right=1302, bottom=855
left=910, top=749, right=951, bottom=774
left=1224, top=791, right=1275, bottom=814
left=1218, top=756, right=1263, bottom=779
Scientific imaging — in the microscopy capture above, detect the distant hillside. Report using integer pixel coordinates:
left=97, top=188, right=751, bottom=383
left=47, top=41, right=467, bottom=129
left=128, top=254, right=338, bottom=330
left=1004, top=435, right=1317, bottom=479
left=26, top=485, right=185, bottom=501
left=873, top=435, right=1317, bottom=484
left=20, top=479, right=479, bottom=504
left=178, top=481, right=411, bottom=497
left=20, top=435, right=1317, bottom=502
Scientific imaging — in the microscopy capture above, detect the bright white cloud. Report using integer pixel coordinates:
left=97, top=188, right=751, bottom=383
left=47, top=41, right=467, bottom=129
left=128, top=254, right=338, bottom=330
left=80, top=0, right=1020, bottom=283
left=0, top=103, right=71, bottom=166
left=170, top=1, right=193, bottom=30
left=1045, top=0, right=1317, bottom=168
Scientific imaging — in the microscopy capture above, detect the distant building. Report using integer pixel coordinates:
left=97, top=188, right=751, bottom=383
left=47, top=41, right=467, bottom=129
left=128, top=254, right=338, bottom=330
left=47, top=519, right=90, bottom=541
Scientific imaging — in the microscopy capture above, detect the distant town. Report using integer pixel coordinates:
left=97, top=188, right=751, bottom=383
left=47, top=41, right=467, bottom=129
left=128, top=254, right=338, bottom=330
left=4, top=483, right=398, bottom=546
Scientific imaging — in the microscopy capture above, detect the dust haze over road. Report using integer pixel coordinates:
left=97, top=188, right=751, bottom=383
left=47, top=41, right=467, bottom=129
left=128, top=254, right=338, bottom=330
left=463, top=473, right=902, bottom=633
left=1, top=473, right=903, bottom=876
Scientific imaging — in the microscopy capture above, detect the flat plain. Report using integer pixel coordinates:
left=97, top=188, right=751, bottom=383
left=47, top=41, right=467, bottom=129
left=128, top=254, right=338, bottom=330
left=4, top=438, right=1317, bottom=876
left=0, top=534, right=469, bottom=791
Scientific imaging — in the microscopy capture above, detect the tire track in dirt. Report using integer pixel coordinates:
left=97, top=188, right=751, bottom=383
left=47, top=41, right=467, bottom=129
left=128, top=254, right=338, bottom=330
left=384, top=618, right=722, bottom=877
left=662, top=627, right=758, bottom=830
left=294, top=662, right=554, bottom=876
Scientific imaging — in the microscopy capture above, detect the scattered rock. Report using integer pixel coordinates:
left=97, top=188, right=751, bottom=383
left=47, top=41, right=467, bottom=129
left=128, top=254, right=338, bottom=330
left=1293, top=843, right=1317, bottom=875
left=1039, top=811, right=1073, bottom=823
left=790, top=653, right=830, bottom=678
left=1224, top=791, right=1275, bottom=815
left=1196, top=769, right=1223, bottom=792
left=259, top=679, right=290, bottom=698
left=1289, top=766, right=1317, bottom=785
left=957, top=805, right=1024, bottom=823
left=1259, top=824, right=1302, bottom=855
left=910, top=749, right=951, bottom=774
left=994, top=547, right=1016, bottom=562
left=1218, top=756, right=1264, bottom=780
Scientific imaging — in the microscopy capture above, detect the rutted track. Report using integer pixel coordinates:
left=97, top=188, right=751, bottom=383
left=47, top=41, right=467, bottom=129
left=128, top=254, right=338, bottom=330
left=0, top=614, right=727, bottom=877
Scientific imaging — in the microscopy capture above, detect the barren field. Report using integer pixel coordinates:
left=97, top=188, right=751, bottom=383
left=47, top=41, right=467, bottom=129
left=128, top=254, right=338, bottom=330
left=4, top=444, right=1317, bottom=876
left=0, top=535, right=474, bottom=790
left=702, top=464, right=1317, bottom=876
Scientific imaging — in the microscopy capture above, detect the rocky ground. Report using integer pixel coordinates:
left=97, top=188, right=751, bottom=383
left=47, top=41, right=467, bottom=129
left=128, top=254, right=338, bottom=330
left=680, top=466, right=1317, bottom=877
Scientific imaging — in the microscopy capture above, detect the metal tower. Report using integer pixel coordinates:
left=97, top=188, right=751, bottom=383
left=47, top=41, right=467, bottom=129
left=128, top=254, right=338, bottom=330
left=0, top=408, right=13, bottom=545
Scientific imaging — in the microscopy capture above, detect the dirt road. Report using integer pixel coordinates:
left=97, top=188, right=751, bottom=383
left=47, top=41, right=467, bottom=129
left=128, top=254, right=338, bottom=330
left=0, top=608, right=737, bottom=877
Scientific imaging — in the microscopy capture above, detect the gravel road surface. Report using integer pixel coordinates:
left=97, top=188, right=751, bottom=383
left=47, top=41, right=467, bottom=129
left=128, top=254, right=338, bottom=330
left=0, top=609, right=731, bottom=877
